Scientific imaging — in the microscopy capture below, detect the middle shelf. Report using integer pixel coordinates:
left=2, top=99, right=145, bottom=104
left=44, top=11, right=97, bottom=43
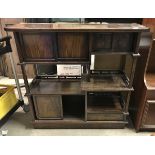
left=81, top=70, right=133, bottom=92
left=30, top=70, right=133, bottom=95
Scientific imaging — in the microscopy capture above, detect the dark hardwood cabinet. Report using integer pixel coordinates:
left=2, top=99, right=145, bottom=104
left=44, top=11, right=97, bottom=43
left=5, top=23, right=148, bottom=129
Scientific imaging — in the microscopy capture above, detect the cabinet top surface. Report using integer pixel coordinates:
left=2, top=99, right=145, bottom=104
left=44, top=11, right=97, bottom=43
left=4, top=22, right=149, bottom=32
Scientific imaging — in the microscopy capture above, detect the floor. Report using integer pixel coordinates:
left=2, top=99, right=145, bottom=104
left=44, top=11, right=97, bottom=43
left=0, top=76, right=153, bottom=136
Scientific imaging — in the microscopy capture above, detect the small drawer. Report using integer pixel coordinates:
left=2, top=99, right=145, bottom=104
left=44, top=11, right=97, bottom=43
left=87, top=113, right=124, bottom=121
left=33, top=95, right=63, bottom=120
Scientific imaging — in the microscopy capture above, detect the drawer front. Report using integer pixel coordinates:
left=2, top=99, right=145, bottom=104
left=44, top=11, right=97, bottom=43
left=33, top=95, right=63, bottom=119
left=146, top=90, right=155, bottom=100
left=87, top=113, right=124, bottom=121
left=141, top=100, right=155, bottom=127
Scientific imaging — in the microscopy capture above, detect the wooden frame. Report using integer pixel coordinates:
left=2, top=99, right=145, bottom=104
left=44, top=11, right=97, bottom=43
left=5, top=23, right=149, bottom=129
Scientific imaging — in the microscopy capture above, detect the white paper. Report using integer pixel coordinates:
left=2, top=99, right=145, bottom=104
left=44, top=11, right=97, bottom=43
left=57, top=65, right=81, bottom=76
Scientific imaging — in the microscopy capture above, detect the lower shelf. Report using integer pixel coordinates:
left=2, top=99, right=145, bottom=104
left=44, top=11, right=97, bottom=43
left=87, top=92, right=124, bottom=121
left=33, top=119, right=128, bottom=129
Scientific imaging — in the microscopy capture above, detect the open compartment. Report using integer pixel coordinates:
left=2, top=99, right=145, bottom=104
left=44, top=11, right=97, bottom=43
left=62, top=95, right=85, bottom=120
left=86, top=92, right=124, bottom=121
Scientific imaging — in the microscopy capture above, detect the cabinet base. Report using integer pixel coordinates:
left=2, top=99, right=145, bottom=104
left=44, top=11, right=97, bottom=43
left=32, top=119, right=127, bottom=129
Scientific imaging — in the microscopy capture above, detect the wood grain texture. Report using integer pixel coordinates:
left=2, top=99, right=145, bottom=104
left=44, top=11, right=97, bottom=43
left=4, top=22, right=148, bottom=129
left=5, top=23, right=149, bottom=32
left=30, top=80, right=83, bottom=95
left=34, top=95, right=63, bottom=119
left=87, top=93, right=123, bottom=121
left=90, top=32, right=135, bottom=52
left=147, top=39, right=155, bottom=73
left=141, top=100, right=155, bottom=126
left=87, top=94, right=122, bottom=113
left=33, top=119, right=127, bottom=129
left=0, top=18, right=35, bottom=78
left=87, top=113, right=124, bottom=121
left=81, top=74, right=132, bottom=92
left=143, top=18, right=155, bottom=39
left=145, top=73, right=155, bottom=88
left=21, top=33, right=55, bottom=60
left=57, top=32, right=89, bottom=59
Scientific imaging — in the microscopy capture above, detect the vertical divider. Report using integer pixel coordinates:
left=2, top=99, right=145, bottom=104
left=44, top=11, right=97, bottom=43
left=85, top=92, right=87, bottom=121
left=129, top=56, right=138, bottom=87
left=53, top=32, right=58, bottom=61
left=124, top=91, right=131, bottom=113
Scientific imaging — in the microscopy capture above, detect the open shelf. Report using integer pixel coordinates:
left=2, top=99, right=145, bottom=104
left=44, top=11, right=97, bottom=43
left=87, top=92, right=124, bottom=121
left=81, top=71, right=132, bottom=92
left=87, top=93, right=122, bottom=113
left=30, top=79, right=83, bottom=95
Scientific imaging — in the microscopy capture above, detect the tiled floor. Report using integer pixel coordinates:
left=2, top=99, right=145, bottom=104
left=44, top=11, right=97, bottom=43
left=0, top=76, right=153, bottom=136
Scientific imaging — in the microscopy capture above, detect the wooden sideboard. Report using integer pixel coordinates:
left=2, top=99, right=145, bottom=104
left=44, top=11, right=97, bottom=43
left=5, top=23, right=148, bottom=128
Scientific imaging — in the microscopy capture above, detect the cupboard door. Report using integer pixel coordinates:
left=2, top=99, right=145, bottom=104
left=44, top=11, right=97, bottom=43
left=20, top=32, right=56, bottom=61
left=141, top=100, right=155, bottom=128
left=33, top=95, right=63, bottom=119
left=57, top=32, right=89, bottom=60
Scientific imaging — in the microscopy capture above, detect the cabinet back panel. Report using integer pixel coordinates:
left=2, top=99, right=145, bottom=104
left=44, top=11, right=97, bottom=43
left=62, top=95, right=85, bottom=116
left=94, top=55, right=122, bottom=70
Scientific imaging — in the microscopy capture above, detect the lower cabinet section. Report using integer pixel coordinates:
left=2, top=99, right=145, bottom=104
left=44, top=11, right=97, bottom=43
left=141, top=100, right=155, bottom=128
left=87, top=92, right=124, bottom=121
left=33, top=95, right=63, bottom=119
left=32, top=92, right=127, bottom=128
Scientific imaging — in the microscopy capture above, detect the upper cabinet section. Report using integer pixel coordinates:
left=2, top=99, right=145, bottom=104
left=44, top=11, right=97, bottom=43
left=57, top=32, right=89, bottom=60
left=20, top=32, right=56, bottom=61
left=4, top=23, right=149, bottom=63
left=90, top=32, right=139, bottom=53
